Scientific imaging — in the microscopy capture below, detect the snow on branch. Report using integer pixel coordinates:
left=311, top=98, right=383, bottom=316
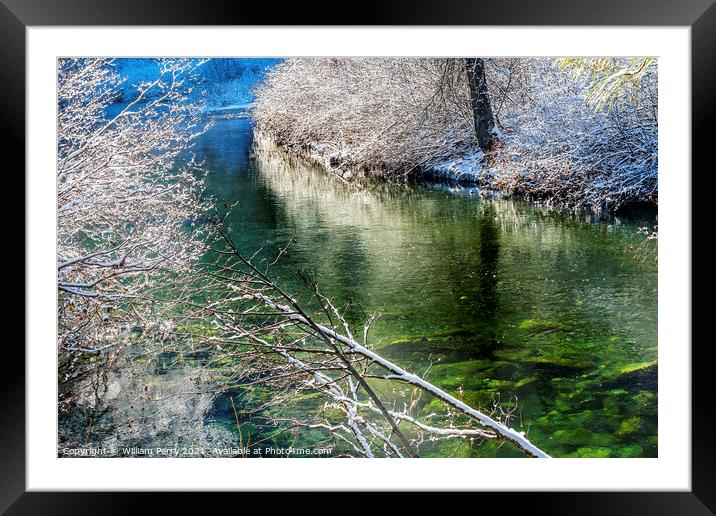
left=57, top=58, right=210, bottom=402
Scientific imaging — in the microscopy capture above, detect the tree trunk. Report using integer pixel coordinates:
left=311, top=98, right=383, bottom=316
left=465, top=58, right=497, bottom=153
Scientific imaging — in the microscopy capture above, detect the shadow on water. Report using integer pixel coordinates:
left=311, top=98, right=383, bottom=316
left=195, top=118, right=658, bottom=458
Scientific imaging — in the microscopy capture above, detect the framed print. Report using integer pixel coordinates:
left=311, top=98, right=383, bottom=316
left=6, top=0, right=713, bottom=512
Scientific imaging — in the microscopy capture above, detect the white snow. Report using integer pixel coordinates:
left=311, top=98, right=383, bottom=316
left=425, top=149, right=486, bottom=184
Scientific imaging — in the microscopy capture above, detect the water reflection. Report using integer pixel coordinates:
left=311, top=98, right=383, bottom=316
left=198, top=118, right=658, bottom=457
left=475, top=203, right=500, bottom=348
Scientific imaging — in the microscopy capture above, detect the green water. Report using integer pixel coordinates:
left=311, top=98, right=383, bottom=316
left=196, top=117, right=658, bottom=458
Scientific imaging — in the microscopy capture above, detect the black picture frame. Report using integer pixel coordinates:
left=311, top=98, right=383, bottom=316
left=5, top=0, right=712, bottom=512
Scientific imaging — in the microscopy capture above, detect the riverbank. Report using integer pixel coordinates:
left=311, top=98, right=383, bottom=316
left=253, top=58, right=658, bottom=212
left=252, top=129, right=657, bottom=217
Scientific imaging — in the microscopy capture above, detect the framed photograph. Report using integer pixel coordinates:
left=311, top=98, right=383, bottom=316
left=8, top=0, right=712, bottom=511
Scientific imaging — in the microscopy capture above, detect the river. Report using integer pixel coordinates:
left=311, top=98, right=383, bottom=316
left=194, top=116, right=657, bottom=458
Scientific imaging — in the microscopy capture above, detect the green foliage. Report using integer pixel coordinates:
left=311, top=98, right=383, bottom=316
left=555, top=57, right=656, bottom=112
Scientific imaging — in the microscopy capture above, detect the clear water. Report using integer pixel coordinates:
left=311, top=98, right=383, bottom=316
left=195, top=117, right=658, bottom=458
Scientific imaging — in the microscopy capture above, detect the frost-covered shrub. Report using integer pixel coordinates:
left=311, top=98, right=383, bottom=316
left=113, top=58, right=165, bottom=102
left=202, top=58, right=281, bottom=109
left=114, top=58, right=281, bottom=109
left=487, top=58, right=657, bottom=209
left=254, top=57, right=657, bottom=210
left=58, top=352, right=238, bottom=456
left=254, top=58, right=479, bottom=178
left=57, top=58, right=209, bottom=404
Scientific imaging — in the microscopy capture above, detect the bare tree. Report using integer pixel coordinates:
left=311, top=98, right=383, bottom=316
left=57, top=58, right=210, bottom=407
left=465, top=58, right=498, bottom=153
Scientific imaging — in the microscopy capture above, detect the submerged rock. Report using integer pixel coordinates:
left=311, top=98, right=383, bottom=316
left=518, top=319, right=570, bottom=334
left=571, top=446, right=612, bottom=458
left=514, top=376, right=539, bottom=388
left=603, top=360, right=657, bottom=391
left=553, top=427, right=615, bottom=448
left=619, top=444, right=645, bottom=458
left=619, top=359, right=657, bottom=375
left=495, top=348, right=594, bottom=371
left=380, top=330, right=501, bottom=361
left=616, top=416, right=642, bottom=436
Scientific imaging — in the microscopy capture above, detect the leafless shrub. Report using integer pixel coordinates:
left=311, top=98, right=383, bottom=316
left=58, top=350, right=237, bottom=456
left=254, top=58, right=657, bottom=210
left=253, top=58, right=477, bottom=180
left=629, top=223, right=658, bottom=263
left=487, top=58, right=657, bottom=210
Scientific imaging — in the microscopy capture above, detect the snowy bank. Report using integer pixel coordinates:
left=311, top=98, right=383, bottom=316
left=257, top=131, right=497, bottom=187
left=420, top=149, right=494, bottom=185
left=254, top=58, right=658, bottom=211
